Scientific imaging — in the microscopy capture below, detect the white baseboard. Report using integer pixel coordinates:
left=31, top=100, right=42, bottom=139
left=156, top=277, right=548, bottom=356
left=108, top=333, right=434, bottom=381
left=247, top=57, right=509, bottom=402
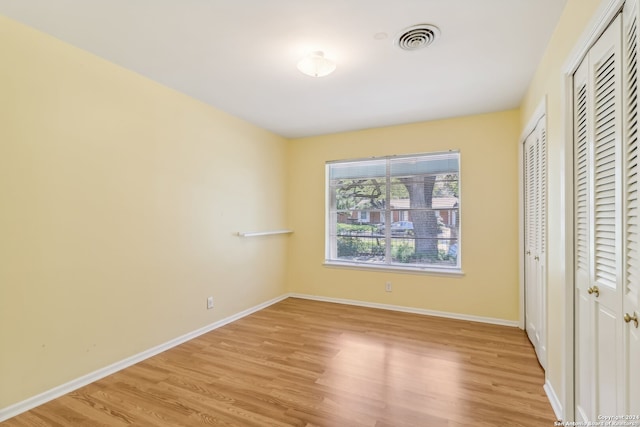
left=0, top=294, right=289, bottom=423
left=288, top=293, right=520, bottom=327
left=544, top=379, right=563, bottom=421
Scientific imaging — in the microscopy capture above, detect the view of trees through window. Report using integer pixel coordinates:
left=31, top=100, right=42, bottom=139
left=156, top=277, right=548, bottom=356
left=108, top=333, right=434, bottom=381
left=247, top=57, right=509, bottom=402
left=327, top=153, right=460, bottom=269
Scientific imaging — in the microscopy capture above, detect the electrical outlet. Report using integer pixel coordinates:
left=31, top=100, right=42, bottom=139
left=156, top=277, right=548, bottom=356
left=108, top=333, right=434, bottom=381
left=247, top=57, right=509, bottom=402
left=385, top=282, right=392, bottom=292
left=207, top=296, right=214, bottom=309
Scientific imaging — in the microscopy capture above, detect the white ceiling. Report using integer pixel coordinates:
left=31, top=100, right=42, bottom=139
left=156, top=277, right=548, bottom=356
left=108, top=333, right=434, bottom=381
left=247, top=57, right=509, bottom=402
left=0, top=1, right=567, bottom=138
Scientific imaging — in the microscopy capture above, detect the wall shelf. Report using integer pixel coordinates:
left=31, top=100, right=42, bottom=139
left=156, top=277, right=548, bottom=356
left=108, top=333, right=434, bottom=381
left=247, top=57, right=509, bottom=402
left=237, top=229, right=293, bottom=237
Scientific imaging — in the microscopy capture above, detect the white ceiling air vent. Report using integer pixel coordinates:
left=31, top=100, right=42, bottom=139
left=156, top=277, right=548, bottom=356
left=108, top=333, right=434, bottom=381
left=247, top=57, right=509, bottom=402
left=396, top=24, right=440, bottom=51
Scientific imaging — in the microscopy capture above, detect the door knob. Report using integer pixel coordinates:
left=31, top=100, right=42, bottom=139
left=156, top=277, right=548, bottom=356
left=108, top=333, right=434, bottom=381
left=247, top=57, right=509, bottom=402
left=624, top=312, right=639, bottom=328
left=535, top=256, right=540, bottom=261
left=587, top=286, right=600, bottom=297
left=526, top=250, right=531, bottom=255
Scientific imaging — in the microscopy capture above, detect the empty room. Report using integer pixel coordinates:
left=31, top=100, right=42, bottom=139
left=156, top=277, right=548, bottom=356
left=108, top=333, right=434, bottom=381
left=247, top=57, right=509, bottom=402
left=1, top=0, right=638, bottom=426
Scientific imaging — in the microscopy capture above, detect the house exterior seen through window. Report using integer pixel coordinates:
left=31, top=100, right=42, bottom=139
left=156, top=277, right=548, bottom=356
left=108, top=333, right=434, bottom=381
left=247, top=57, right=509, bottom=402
left=326, top=151, right=461, bottom=272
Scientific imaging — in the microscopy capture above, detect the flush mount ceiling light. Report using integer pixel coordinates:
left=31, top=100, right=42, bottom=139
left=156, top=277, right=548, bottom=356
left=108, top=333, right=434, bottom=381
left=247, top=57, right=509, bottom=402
left=296, top=51, right=336, bottom=77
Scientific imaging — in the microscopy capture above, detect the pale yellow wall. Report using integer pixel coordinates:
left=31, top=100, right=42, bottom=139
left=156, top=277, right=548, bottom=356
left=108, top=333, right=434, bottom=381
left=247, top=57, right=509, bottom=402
left=287, top=110, right=521, bottom=321
left=0, top=16, right=289, bottom=408
left=519, top=0, right=603, bottom=414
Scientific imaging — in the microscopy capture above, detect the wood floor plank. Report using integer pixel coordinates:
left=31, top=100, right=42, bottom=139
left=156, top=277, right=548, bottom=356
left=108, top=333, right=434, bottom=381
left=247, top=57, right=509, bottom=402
left=4, top=298, right=556, bottom=426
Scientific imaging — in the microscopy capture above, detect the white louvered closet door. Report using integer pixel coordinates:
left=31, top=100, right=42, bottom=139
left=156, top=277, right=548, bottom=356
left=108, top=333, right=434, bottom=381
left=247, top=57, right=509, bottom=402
left=523, top=117, right=547, bottom=369
left=574, top=55, right=593, bottom=422
left=591, top=15, right=624, bottom=418
left=574, top=13, right=627, bottom=422
left=524, top=132, right=539, bottom=351
left=536, top=120, right=547, bottom=367
left=623, top=0, right=640, bottom=417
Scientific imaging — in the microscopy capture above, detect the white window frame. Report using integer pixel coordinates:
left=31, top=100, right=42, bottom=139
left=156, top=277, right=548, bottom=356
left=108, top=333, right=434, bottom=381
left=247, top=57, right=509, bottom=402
left=324, top=151, right=462, bottom=275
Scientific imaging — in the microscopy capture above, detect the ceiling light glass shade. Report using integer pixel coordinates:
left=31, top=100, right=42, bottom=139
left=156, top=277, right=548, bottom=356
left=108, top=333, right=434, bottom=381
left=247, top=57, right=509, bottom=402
left=297, top=51, right=336, bottom=77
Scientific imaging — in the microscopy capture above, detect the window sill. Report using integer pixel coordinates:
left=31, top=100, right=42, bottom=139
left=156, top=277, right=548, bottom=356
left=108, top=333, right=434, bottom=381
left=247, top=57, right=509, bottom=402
left=323, top=260, right=464, bottom=277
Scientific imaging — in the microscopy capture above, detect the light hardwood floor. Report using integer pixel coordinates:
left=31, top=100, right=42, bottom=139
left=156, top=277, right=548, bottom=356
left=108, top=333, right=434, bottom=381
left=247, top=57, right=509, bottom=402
left=4, top=298, right=556, bottom=426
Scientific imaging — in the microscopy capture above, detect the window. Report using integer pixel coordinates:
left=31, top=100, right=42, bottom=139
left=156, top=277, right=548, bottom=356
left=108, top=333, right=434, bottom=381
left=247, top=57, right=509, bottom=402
left=326, top=151, right=461, bottom=272
left=357, top=211, right=370, bottom=223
